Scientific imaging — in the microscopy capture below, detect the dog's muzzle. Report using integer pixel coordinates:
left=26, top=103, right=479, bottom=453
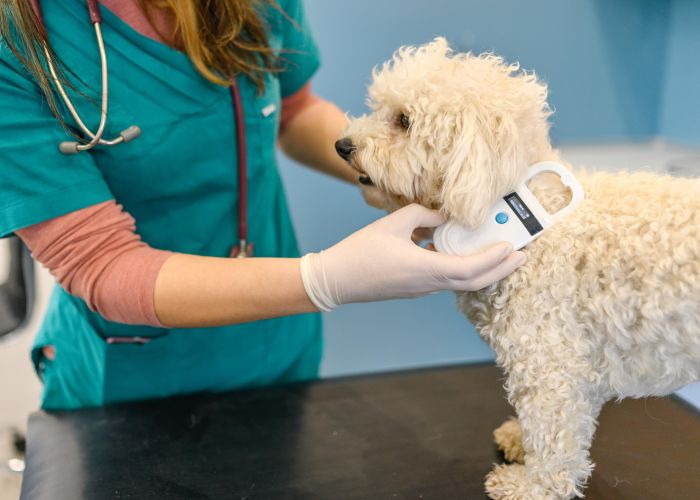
left=335, top=137, right=373, bottom=185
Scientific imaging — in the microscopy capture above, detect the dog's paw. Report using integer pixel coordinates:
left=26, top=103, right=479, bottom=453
left=493, top=417, right=525, bottom=464
left=485, top=464, right=555, bottom=500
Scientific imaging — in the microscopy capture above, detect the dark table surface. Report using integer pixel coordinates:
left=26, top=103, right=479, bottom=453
left=20, top=363, right=700, bottom=500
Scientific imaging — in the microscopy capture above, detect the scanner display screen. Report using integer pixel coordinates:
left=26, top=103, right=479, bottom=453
left=508, top=196, right=530, bottom=219
left=504, top=193, right=544, bottom=236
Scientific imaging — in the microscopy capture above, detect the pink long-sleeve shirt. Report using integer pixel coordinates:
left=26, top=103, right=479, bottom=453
left=17, top=0, right=320, bottom=327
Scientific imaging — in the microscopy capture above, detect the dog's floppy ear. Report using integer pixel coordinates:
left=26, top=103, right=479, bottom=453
left=440, top=111, right=523, bottom=228
left=439, top=54, right=552, bottom=228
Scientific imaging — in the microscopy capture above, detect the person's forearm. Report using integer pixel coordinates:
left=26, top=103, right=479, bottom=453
left=278, top=99, right=359, bottom=184
left=154, top=254, right=317, bottom=328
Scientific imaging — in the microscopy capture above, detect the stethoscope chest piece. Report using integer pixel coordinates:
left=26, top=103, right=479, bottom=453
left=230, top=241, right=254, bottom=259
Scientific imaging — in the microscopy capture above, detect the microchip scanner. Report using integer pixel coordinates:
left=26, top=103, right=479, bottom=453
left=433, top=161, right=585, bottom=255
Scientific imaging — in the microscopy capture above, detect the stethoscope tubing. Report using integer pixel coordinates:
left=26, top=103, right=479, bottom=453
left=48, top=23, right=109, bottom=152
left=32, top=0, right=138, bottom=153
left=30, top=0, right=251, bottom=257
left=230, top=81, right=249, bottom=255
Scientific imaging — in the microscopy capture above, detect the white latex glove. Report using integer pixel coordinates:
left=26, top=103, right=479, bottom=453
left=359, top=181, right=432, bottom=244
left=300, top=204, right=527, bottom=312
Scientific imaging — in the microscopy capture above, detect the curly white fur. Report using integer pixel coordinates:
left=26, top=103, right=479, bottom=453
left=341, top=38, right=700, bottom=499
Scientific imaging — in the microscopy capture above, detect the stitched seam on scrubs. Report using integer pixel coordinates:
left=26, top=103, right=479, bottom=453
left=0, top=177, right=110, bottom=211
left=0, top=178, right=114, bottom=236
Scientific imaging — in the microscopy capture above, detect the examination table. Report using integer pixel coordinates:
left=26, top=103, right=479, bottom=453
left=19, top=364, right=700, bottom=499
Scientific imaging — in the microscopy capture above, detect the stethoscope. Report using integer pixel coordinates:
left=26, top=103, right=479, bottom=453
left=30, top=0, right=253, bottom=258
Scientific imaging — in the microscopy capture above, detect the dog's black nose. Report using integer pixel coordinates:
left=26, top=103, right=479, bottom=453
left=335, top=138, right=356, bottom=161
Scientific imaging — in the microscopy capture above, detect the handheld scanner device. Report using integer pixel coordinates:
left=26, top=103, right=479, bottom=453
left=433, top=161, right=585, bottom=255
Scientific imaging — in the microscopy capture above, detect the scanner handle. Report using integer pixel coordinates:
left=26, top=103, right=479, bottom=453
left=521, top=161, right=585, bottom=223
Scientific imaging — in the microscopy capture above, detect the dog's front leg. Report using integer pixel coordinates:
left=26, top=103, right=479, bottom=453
left=485, top=368, right=604, bottom=500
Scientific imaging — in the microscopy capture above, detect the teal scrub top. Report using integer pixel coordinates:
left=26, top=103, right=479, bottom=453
left=0, top=0, right=322, bottom=409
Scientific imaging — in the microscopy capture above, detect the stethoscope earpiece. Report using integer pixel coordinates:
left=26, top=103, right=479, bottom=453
left=59, top=142, right=80, bottom=155
left=58, top=124, right=140, bottom=154
left=120, top=125, right=141, bottom=143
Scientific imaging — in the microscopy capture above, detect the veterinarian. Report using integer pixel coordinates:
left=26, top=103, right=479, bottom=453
left=0, top=0, right=526, bottom=410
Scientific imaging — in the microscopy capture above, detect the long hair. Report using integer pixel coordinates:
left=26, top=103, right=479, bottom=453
left=0, top=0, right=280, bottom=129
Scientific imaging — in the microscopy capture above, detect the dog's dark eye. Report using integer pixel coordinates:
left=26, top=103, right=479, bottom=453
left=397, top=112, right=411, bottom=130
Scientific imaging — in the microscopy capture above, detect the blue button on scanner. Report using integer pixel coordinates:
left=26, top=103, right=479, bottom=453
left=495, top=212, right=509, bottom=224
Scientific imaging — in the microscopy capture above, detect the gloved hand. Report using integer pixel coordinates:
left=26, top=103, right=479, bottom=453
left=300, top=204, right=527, bottom=312
left=359, top=181, right=432, bottom=244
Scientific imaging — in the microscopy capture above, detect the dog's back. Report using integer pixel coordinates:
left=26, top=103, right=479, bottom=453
left=462, top=169, right=700, bottom=398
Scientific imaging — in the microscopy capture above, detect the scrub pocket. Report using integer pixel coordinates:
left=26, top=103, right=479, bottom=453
left=32, top=290, right=174, bottom=410
left=101, top=332, right=176, bottom=405
left=37, top=332, right=177, bottom=409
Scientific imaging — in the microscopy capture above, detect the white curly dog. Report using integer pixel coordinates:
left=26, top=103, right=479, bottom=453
left=338, top=38, right=700, bottom=499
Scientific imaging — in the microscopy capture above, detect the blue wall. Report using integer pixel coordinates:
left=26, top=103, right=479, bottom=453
left=661, top=0, right=700, bottom=146
left=304, top=0, right=671, bottom=144
left=278, top=1, right=698, bottom=381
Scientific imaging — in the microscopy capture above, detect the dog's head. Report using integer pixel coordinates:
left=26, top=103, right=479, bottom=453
left=337, top=38, right=554, bottom=228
